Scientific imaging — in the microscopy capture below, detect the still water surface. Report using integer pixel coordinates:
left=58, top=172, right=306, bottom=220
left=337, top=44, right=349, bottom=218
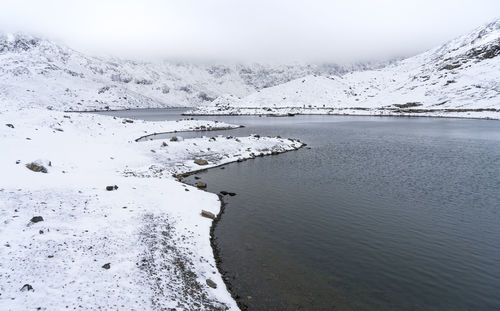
left=106, top=110, right=500, bottom=310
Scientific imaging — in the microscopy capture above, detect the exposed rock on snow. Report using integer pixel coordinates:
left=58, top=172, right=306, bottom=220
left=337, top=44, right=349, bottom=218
left=19, top=284, right=34, bottom=292
left=201, top=210, right=216, bottom=220
left=29, top=216, right=44, bottom=223
left=206, top=279, right=218, bottom=289
left=194, top=159, right=209, bottom=166
left=25, top=161, right=48, bottom=173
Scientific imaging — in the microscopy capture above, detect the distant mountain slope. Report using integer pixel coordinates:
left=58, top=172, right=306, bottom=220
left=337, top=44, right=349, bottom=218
left=0, top=33, right=379, bottom=111
left=191, top=19, right=500, bottom=119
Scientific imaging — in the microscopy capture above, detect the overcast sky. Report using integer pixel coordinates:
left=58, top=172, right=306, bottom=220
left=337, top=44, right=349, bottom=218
left=0, top=0, right=499, bottom=63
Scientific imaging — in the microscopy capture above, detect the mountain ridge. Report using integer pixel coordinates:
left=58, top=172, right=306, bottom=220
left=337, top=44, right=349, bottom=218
left=0, top=33, right=390, bottom=112
left=189, top=19, right=500, bottom=119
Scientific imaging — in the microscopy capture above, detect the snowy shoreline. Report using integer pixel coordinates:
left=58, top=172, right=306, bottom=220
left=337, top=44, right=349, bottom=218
left=0, top=107, right=303, bottom=310
left=134, top=125, right=245, bottom=142
left=178, top=141, right=306, bottom=310
left=184, top=107, right=500, bottom=120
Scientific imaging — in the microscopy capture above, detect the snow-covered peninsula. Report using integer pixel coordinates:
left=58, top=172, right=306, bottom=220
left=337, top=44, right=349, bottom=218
left=0, top=105, right=303, bottom=310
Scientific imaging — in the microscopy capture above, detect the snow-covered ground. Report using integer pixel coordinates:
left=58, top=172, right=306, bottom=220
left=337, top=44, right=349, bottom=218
left=0, top=106, right=303, bottom=310
left=188, top=19, right=500, bottom=120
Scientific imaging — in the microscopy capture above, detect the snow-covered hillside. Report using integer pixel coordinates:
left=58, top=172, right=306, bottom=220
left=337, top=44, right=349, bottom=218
left=190, top=20, right=500, bottom=119
left=0, top=106, right=304, bottom=310
left=0, top=33, right=372, bottom=111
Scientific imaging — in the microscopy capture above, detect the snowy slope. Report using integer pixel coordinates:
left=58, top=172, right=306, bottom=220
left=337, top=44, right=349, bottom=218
left=190, top=20, right=500, bottom=119
left=0, top=33, right=374, bottom=112
left=0, top=105, right=304, bottom=310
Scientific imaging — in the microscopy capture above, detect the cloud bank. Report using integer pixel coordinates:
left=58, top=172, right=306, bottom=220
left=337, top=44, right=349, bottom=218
left=0, top=0, right=499, bottom=63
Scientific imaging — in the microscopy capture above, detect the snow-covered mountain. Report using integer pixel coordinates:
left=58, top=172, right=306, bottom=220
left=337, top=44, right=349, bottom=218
left=190, top=19, right=500, bottom=119
left=2, top=19, right=498, bottom=118
left=0, top=33, right=376, bottom=111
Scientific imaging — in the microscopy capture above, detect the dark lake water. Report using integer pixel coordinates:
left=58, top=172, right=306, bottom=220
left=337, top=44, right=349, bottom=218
left=102, top=110, right=500, bottom=310
left=93, top=108, right=189, bottom=121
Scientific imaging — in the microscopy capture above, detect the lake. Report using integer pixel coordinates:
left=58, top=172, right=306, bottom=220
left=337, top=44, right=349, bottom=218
left=105, top=110, right=500, bottom=310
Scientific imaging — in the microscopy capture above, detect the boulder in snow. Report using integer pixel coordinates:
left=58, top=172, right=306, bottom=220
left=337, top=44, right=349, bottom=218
left=20, top=284, right=34, bottom=292
left=201, top=210, right=215, bottom=219
left=26, top=161, right=48, bottom=173
left=206, top=279, right=217, bottom=289
left=30, top=216, right=44, bottom=223
left=194, top=159, right=208, bottom=166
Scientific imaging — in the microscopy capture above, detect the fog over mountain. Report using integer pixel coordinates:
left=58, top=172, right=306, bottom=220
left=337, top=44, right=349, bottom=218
left=0, top=0, right=499, bottom=63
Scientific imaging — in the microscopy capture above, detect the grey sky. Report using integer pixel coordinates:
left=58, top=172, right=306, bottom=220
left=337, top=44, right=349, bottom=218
left=0, top=0, right=499, bottom=63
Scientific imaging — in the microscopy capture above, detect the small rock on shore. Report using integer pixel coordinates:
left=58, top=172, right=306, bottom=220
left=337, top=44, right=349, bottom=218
left=194, top=159, right=208, bottom=166
left=206, top=279, right=217, bottom=289
left=201, top=210, right=215, bottom=219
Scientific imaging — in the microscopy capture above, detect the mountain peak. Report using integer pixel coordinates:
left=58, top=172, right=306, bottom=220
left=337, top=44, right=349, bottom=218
left=0, top=32, right=42, bottom=54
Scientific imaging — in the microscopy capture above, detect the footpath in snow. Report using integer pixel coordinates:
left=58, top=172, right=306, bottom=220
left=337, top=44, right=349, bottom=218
left=0, top=107, right=303, bottom=310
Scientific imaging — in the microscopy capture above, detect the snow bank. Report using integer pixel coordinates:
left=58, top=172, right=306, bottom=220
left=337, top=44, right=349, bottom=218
left=0, top=107, right=303, bottom=310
